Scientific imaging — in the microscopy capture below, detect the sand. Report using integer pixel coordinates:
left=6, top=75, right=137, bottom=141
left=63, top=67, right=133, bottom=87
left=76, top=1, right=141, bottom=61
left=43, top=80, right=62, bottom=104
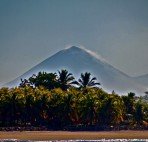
left=0, top=131, right=148, bottom=140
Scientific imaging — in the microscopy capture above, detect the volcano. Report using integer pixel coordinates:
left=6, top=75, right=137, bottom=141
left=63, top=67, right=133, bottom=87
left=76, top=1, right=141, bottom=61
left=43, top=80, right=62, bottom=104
left=5, top=46, right=146, bottom=95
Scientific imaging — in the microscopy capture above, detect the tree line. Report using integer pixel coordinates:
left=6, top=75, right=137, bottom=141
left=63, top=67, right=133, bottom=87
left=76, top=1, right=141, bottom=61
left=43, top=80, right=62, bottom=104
left=0, top=70, right=148, bottom=130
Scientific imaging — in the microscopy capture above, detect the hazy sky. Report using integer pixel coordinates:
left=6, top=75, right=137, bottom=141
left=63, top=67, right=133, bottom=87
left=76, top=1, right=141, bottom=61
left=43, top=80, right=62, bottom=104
left=0, top=0, right=148, bottom=85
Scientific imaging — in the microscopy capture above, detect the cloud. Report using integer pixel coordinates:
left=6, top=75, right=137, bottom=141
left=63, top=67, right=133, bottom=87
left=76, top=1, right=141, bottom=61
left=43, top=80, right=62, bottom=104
left=65, top=44, right=107, bottom=63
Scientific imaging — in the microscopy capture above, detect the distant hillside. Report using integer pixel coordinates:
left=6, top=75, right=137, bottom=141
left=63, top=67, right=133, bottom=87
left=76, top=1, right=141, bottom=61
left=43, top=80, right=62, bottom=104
left=134, top=74, right=148, bottom=87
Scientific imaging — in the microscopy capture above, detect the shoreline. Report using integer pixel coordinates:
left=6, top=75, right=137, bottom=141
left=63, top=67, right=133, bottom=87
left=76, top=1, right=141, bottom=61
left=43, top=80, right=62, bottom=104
left=0, top=130, right=148, bottom=140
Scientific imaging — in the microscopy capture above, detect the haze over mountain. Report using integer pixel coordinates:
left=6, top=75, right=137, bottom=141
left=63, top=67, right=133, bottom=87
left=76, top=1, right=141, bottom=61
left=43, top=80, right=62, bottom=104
left=133, top=74, right=148, bottom=87
left=5, top=46, right=147, bottom=95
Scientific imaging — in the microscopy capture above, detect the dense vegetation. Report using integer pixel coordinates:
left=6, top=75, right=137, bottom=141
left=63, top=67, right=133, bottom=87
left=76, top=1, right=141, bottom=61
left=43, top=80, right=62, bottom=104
left=0, top=70, right=148, bottom=130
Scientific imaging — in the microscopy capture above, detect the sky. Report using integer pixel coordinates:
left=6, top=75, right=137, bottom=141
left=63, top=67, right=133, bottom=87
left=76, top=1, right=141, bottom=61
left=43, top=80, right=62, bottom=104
left=0, top=0, right=148, bottom=85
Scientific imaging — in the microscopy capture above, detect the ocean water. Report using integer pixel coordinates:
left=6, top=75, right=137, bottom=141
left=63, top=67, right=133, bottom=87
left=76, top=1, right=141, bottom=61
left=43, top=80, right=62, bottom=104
left=0, top=139, right=148, bottom=142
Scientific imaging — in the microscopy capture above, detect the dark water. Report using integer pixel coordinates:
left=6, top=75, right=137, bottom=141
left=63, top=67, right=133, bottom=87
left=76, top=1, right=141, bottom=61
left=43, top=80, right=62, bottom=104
left=0, top=139, right=148, bottom=142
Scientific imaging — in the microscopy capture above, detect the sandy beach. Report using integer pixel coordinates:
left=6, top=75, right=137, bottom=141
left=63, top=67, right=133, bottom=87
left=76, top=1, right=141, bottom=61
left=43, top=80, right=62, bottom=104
left=0, top=131, right=148, bottom=140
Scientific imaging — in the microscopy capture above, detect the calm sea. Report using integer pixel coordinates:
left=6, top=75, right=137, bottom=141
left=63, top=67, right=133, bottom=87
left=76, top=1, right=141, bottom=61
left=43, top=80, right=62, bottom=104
left=0, top=139, right=148, bottom=142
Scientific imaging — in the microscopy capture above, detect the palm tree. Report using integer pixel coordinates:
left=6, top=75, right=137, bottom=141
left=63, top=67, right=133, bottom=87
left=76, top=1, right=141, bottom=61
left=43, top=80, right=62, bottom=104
left=34, top=87, right=50, bottom=126
left=0, top=87, right=11, bottom=126
left=79, top=93, right=96, bottom=125
left=75, top=72, right=100, bottom=89
left=23, top=86, right=36, bottom=126
left=57, top=69, right=75, bottom=91
left=134, top=101, right=144, bottom=126
left=122, top=92, right=135, bottom=115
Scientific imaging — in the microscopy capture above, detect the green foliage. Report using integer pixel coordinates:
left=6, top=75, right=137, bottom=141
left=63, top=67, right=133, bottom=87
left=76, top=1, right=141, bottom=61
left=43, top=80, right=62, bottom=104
left=20, top=72, right=58, bottom=90
left=0, top=70, right=148, bottom=130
